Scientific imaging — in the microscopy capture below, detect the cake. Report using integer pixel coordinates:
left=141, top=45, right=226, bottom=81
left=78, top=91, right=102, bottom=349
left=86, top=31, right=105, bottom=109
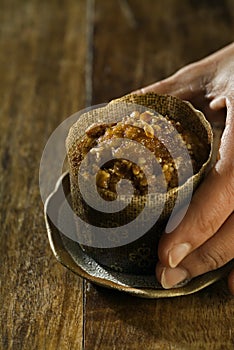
left=70, top=110, right=208, bottom=198
left=66, top=93, right=213, bottom=274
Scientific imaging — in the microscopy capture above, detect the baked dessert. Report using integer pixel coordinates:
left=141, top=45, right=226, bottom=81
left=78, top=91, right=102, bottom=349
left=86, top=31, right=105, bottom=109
left=66, top=93, right=213, bottom=274
left=70, top=109, right=208, bottom=199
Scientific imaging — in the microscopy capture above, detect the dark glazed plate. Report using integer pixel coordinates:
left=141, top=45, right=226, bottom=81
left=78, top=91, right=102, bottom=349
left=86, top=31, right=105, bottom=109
left=44, top=172, right=233, bottom=298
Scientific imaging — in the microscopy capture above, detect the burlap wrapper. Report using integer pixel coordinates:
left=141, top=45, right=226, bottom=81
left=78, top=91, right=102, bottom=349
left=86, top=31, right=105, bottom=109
left=66, top=93, right=213, bottom=274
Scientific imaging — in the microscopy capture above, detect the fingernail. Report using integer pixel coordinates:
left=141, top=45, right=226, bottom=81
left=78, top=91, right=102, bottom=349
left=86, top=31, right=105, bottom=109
left=161, top=267, right=189, bottom=289
left=169, top=242, right=191, bottom=268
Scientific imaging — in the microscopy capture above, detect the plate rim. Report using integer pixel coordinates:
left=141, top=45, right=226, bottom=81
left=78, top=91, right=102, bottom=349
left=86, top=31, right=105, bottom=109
left=44, top=172, right=233, bottom=298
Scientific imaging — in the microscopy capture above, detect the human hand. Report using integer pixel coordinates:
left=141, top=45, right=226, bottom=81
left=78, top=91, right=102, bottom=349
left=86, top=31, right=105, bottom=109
left=134, top=42, right=234, bottom=294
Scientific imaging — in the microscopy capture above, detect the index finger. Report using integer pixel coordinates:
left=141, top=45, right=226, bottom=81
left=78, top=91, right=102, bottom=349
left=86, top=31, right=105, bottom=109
left=157, top=101, right=234, bottom=268
left=133, top=63, right=206, bottom=100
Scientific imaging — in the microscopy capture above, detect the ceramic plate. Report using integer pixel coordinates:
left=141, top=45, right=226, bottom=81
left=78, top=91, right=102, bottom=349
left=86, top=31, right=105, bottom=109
left=44, top=172, right=233, bottom=298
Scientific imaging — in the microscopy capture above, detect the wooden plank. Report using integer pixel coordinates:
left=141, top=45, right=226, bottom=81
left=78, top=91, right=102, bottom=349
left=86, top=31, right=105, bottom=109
left=84, top=0, right=234, bottom=349
left=0, top=1, right=88, bottom=349
left=84, top=281, right=233, bottom=350
left=91, top=0, right=234, bottom=105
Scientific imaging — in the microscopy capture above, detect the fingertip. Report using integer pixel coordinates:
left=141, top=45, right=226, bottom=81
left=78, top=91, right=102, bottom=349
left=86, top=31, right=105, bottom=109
left=131, top=88, right=145, bottom=95
left=132, top=85, right=159, bottom=95
left=155, top=261, right=164, bottom=283
left=157, top=233, right=172, bottom=266
left=132, top=81, right=170, bottom=95
left=131, top=84, right=159, bottom=95
left=209, top=96, right=226, bottom=110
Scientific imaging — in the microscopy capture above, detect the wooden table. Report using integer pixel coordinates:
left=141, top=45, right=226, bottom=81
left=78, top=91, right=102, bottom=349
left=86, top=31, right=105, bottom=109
left=0, top=1, right=234, bottom=349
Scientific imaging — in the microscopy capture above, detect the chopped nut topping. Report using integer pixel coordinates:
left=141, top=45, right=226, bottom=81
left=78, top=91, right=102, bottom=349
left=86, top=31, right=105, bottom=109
left=130, top=111, right=140, bottom=118
left=140, top=111, right=152, bottom=123
left=144, top=124, right=154, bottom=138
left=140, top=177, right=148, bottom=187
left=125, top=125, right=141, bottom=139
left=157, top=157, right=162, bottom=163
left=96, top=170, right=110, bottom=188
left=169, top=166, right=174, bottom=173
left=71, top=109, right=209, bottom=196
left=162, top=164, right=169, bottom=171
left=132, top=164, right=140, bottom=175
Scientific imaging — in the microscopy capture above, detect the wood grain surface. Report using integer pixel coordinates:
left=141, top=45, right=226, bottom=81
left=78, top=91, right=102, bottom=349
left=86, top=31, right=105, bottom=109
left=0, top=1, right=233, bottom=349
